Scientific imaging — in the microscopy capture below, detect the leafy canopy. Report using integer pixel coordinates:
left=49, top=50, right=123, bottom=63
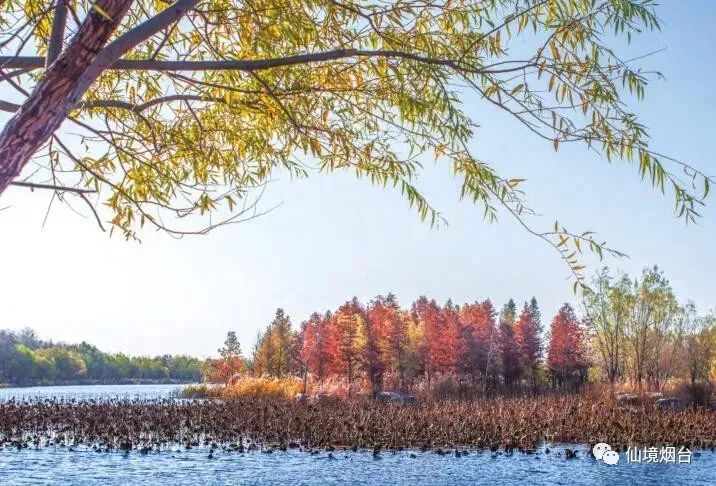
left=1, top=0, right=711, bottom=285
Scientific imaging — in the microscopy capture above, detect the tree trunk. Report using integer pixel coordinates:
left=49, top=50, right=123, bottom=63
left=0, top=0, right=134, bottom=194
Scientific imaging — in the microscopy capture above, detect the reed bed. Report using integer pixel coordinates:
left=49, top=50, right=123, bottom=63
left=181, top=377, right=303, bottom=400
left=0, top=395, right=714, bottom=454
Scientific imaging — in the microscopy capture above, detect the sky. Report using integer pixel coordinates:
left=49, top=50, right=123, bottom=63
left=0, top=2, right=714, bottom=358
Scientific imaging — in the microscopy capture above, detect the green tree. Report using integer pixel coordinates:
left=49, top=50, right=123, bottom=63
left=498, top=299, right=521, bottom=388
left=529, top=298, right=542, bottom=331
left=35, top=348, right=87, bottom=381
left=683, top=308, right=715, bottom=385
left=515, top=302, right=542, bottom=390
left=583, top=268, right=628, bottom=386
left=166, top=355, right=203, bottom=381
left=208, top=330, right=244, bottom=383
left=74, top=342, right=112, bottom=379
left=110, top=353, right=132, bottom=379
left=218, top=331, right=242, bottom=361
left=0, top=331, right=19, bottom=383
left=1, top=1, right=710, bottom=282
left=6, top=345, right=40, bottom=383
left=622, top=266, right=676, bottom=392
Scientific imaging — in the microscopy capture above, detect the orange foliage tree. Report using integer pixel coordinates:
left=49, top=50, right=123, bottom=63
left=459, top=300, right=498, bottom=387
left=232, top=295, right=600, bottom=397
left=300, top=312, right=339, bottom=384
left=547, top=303, right=588, bottom=388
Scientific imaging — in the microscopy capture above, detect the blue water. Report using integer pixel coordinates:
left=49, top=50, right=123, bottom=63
left=0, top=383, right=183, bottom=401
left=0, top=444, right=713, bottom=485
left=0, top=385, right=713, bottom=485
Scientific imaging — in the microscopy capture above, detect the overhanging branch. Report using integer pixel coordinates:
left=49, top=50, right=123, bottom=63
left=0, top=49, right=482, bottom=73
left=0, top=94, right=225, bottom=113
left=10, top=180, right=97, bottom=194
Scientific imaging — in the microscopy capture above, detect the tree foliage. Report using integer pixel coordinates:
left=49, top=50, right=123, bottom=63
left=205, top=330, right=245, bottom=383
left=252, top=294, right=546, bottom=394
left=0, top=328, right=204, bottom=384
left=546, top=302, right=587, bottom=387
left=1, top=1, right=712, bottom=283
left=584, top=267, right=712, bottom=392
left=515, top=300, right=542, bottom=387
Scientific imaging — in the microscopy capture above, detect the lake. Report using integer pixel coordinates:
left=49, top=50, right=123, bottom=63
left=0, top=383, right=183, bottom=401
left=0, top=385, right=713, bottom=485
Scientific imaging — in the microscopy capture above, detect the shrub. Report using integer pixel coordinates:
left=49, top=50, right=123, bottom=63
left=179, top=384, right=205, bottom=398
left=220, top=376, right=303, bottom=400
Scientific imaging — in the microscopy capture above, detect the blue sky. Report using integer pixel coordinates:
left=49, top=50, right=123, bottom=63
left=0, top=2, right=714, bottom=357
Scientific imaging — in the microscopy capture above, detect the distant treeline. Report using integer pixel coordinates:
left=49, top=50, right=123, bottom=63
left=0, top=328, right=204, bottom=386
left=205, top=266, right=715, bottom=400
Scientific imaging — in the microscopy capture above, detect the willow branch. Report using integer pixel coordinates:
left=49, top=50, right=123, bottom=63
left=0, top=49, right=485, bottom=73
left=0, top=94, right=225, bottom=113
left=9, top=180, right=97, bottom=194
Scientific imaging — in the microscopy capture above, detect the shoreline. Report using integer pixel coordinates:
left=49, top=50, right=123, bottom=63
left=0, top=380, right=194, bottom=389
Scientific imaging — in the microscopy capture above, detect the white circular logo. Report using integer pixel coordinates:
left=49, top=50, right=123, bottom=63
left=592, top=442, right=611, bottom=460
left=603, top=450, right=620, bottom=465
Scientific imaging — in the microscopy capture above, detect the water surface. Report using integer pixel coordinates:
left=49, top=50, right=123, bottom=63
left=0, top=385, right=712, bottom=485
left=0, top=444, right=713, bottom=485
left=0, top=383, right=182, bottom=401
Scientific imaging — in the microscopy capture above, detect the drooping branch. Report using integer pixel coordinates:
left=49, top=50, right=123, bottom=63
left=9, top=180, right=97, bottom=194
left=0, top=94, right=225, bottom=113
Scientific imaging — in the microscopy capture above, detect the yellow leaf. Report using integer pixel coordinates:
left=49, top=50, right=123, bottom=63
left=309, top=138, right=322, bottom=156
left=91, top=3, right=113, bottom=21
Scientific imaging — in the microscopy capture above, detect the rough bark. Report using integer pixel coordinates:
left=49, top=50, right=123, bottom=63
left=0, top=0, right=134, bottom=196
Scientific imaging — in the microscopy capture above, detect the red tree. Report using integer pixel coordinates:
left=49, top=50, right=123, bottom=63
left=411, top=297, right=438, bottom=388
left=439, top=299, right=462, bottom=374
left=547, top=303, right=588, bottom=388
left=301, top=312, right=339, bottom=383
left=362, top=296, right=391, bottom=395
left=459, top=300, right=498, bottom=381
left=368, top=294, right=408, bottom=390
